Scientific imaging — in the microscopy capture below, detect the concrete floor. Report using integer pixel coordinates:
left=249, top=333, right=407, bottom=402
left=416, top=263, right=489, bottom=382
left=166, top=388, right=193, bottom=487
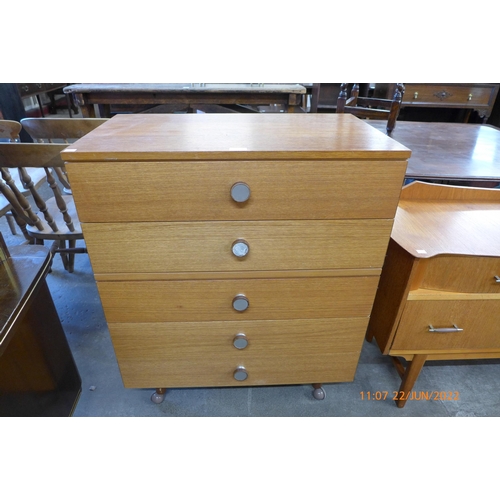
left=2, top=108, right=500, bottom=417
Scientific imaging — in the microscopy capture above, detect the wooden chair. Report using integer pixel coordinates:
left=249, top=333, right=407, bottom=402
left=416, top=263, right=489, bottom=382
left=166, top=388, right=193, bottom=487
left=336, top=83, right=405, bottom=134
left=20, top=118, right=109, bottom=194
left=0, top=120, right=21, bottom=142
left=0, top=143, right=85, bottom=272
left=0, top=120, right=46, bottom=235
left=20, top=118, right=109, bottom=144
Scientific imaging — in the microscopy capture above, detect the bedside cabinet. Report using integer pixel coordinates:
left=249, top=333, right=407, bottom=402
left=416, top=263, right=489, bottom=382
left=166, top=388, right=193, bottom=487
left=366, top=181, right=500, bottom=407
left=62, top=113, right=410, bottom=403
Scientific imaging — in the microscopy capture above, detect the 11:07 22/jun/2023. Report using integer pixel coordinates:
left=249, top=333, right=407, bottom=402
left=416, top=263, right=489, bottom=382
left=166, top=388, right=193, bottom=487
left=360, top=391, right=460, bottom=402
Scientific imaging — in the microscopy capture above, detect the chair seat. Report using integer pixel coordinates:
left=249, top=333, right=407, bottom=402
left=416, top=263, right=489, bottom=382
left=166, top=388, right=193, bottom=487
left=27, top=195, right=82, bottom=239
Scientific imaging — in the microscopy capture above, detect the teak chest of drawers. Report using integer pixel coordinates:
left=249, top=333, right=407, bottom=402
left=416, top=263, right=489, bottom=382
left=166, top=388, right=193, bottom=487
left=62, top=113, right=410, bottom=403
left=366, top=181, right=500, bottom=407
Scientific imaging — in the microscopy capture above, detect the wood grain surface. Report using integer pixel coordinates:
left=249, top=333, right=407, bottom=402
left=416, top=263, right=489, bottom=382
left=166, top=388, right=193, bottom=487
left=61, top=113, right=411, bottom=161
left=108, top=317, right=366, bottom=387
left=97, top=276, right=380, bottom=323
left=82, top=219, right=393, bottom=274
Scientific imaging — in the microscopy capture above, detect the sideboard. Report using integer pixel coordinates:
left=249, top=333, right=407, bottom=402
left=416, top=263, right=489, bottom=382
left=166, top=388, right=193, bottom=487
left=400, top=83, right=499, bottom=122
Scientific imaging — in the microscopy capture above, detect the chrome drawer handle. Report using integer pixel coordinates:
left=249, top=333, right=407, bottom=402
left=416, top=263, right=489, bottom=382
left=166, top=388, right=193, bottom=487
left=414, top=92, right=418, bottom=99
left=233, top=366, right=248, bottom=381
left=231, top=182, right=251, bottom=203
left=494, top=275, right=500, bottom=283
left=468, top=93, right=473, bottom=101
left=233, top=333, right=248, bottom=349
left=232, top=239, right=249, bottom=258
left=428, top=324, right=463, bottom=333
left=232, top=294, right=249, bottom=312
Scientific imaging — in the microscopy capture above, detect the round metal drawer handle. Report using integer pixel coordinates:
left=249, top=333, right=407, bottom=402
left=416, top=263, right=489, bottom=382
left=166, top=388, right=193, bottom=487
left=494, top=275, right=500, bottom=283
left=414, top=92, right=418, bottom=99
left=232, top=239, right=249, bottom=258
left=231, top=182, right=251, bottom=203
left=232, top=294, right=249, bottom=312
left=233, top=366, right=248, bottom=381
left=233, top=333, right=248, bottom=349
left=468, top=93, right=473, bottom=101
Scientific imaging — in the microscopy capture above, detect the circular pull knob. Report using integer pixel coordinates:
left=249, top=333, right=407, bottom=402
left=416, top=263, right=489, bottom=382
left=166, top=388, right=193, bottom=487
left=233, top=366, right=248, bottom=381
left=232, top=294, right=249, bottom=312
left=233, top=333, right=248, bottom=349
left=414, top=92, right=418, bottom=99
left=468, top=93, right=473, bottom=101
left=231, top=182, right=251, bottom=203
left=232, top=239, right=249, bottom=258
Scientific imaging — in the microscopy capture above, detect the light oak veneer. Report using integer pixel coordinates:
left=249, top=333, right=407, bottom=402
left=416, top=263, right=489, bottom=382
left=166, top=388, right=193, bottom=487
left=62, top=113, right=410, bottom=398
left=367, top=181, right=500, bottom=408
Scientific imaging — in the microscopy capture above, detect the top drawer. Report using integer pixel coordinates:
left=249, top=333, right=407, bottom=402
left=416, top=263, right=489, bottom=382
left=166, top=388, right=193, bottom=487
left=66, top=160, right=407, bottom=222
left=418, top=255, right=500, bottom=294
left=403, top=84, right=497, bottom=108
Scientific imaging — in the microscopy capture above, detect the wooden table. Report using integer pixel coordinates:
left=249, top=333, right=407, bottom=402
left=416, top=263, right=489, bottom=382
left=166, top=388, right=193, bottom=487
left=0, top=235, right=81, bottom=416
left=63, top=83, right=307, bottom=117
left=369, top=120, right=500, bottom=182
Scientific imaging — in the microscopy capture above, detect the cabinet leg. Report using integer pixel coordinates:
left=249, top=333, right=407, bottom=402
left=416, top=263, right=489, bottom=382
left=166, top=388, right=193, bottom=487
left=151, top=388, right=167, bottom=404
left=312, top=383, right=326, bottom=400
left=395, top=354, right=427, bottom=408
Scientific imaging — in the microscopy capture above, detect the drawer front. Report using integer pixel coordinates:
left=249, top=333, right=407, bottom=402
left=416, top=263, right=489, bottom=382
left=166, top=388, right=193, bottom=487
left=83, top=219, right=393, bottom=274
left=403, top=84, right=494, bottom=107
left=392, top=299, right=500, bottom=351
left=66, top=160, right=407, bottom=222
left=109, top=317, right=367, bottom=387
left=17, top=83, right=44, bottom=97
left=98, top=276, right=380, bottom=323
left=420, top=255, right=500, bottom=294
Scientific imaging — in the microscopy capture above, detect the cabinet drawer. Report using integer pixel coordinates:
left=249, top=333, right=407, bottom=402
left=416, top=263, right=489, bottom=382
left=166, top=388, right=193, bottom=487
left=392, top=299, right=500, bottom=351
left=66, top=160, right=407, bottom=222
left=420, top=255, right=500, bottom=293
left=109, top=317, right=367, bottom=387
left=83, top=219, right=393, bottom=274
left=98, top=276, right=380, bottom=323
left=403, top=84, right=494, bottom=107
left=17, top=83, right=44, bottom=97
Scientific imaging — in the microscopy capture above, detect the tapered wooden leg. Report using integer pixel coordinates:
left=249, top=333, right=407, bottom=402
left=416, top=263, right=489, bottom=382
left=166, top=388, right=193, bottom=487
left=395, top=354, right=427, bottom=408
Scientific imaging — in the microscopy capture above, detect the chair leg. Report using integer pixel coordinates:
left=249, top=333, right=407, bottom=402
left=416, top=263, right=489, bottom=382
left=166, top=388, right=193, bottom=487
left=67, top=240, right=76, bottom=273
left=59, top=240, right=70, bottom=271
left=5, top=212, right=17, bottom=235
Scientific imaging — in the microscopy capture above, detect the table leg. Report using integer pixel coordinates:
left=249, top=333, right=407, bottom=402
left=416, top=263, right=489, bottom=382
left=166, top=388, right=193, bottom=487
left=395, top=354, right=427, bottom=408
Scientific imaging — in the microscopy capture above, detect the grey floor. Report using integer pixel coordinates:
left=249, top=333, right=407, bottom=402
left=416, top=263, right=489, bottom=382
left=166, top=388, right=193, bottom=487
left=3, top=107, right=500, bottom=417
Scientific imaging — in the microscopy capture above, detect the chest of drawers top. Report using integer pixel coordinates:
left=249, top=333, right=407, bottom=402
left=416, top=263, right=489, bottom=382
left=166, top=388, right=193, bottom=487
left=61, top=113, right=411, bottom=162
